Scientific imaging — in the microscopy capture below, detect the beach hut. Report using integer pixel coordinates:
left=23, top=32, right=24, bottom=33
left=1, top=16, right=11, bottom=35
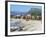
left=26, top=14, right=31, bottom=21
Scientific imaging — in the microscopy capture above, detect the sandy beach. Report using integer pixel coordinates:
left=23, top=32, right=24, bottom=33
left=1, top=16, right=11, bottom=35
left=10, top=19, right=42, bottom=31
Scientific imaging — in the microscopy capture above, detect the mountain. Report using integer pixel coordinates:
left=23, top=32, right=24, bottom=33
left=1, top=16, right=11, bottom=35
left=30, top=8, right=41, bottom=16
left=10, top=8, right=41, bottom=16
left=10, top=11, right=28, bottom=16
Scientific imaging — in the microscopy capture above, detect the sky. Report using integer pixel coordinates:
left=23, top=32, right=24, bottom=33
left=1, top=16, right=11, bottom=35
left=10, top=5, right=32, bottom=12
left=10, top=4, right=42, bottom=13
